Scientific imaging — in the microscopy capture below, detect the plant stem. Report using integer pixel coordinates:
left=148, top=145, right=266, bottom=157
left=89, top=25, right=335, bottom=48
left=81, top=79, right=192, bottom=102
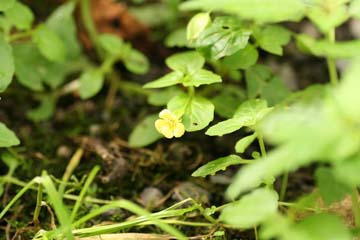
left=351, top=188, right=360, bottom=231
left=33, top=183, right=43, bottom=226
left=254, top=226, right=258, bottom=240
left=257, top=130, right=267, bottom=157
left=326, top=29, right=338, bottom=86
left=80, top=0, right=101, bottom=56
left=279, top=172, right=289, bottom=201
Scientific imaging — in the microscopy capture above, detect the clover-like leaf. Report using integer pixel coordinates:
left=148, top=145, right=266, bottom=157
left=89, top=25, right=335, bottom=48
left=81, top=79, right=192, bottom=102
left=4, top=1, right=34, bottom=30
left=129, top=114, right=163, bottom=147
left=166, top=51, right=205, bottom=74
left=79, top=69, right=105, bottom=99
left=144, top=71, right=184, bottom=89
left=235, top=133, right=258, bottom=153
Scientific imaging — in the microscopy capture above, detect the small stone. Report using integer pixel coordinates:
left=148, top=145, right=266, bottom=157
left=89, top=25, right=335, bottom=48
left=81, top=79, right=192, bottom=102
left=139, top=187, right=164, bottom=209
left=56, top=145, right=72, bottom=158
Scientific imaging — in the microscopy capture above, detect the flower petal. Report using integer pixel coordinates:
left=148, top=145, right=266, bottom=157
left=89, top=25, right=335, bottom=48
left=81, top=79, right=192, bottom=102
left=159, top=109, right=177, bottom=121
left=155, top=119, right=174, bottom=138
left=173, top=122, right=185, bottom=138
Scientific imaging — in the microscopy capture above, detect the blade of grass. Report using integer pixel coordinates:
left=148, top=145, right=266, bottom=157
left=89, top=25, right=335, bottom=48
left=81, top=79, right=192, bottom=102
left=71, top=166, right=100, bottom=222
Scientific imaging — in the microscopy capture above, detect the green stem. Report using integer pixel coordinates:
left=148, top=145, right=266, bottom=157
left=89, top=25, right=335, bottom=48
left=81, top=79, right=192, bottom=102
left=326, top=29, right=338, bottom=86
left=257, top=130, right=267, bottom=157
left=351, top=188, right=360, bottom=230
left=254, top=226, right=258, bottom=240
left=80, top=0, right=101, bottom=56
left=188, top=86, right=195, bottom=98
left=33, top=183, right=43, bottom=226
left=279, top=172, right=289, bottom=201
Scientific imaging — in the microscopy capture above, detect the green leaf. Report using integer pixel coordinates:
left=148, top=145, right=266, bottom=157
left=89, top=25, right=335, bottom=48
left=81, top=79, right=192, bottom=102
left=124, top=48, right=149, bottom=74
left=26, top=96, right=56, bottom=122
left=296, top=34, right=360, bottom=58
left=212, top=85, right=246, bottom=118
left=206, top=99, right=271, bottom=136
left=0, top=35, right=14, bottom=92
left=1, top=152, right=19, bottom=174
left=234, top=99, right=272, bottom=124
left=79, top=69, right=105, bottom=99
left=194, top=16, right=251, bottom=59
left=143, top=71, right=183, bottom=88
left=4, top=1, right=34, bottom=30
left=253, top=25, right=291, bottom=55
left=333, top=156, right=360, bottom=187
left=235, top=133, right=258, bottom=153
left=147, top=87, right=183, bottom=106
left=192, top=155, right=251, bottom=177
left=187, top=12, right=211, bottom=41
left=165, top=28, right=188, bottom=48
left=184, top=69, right=222, bottom=87
left=181, top=0, right=306, bottom=23
left=245, top=64, right=290, bottom=105
left=32, top=24, right=66, bottom=62
left=166, top=51, right=205, bottom=73
left=46, top=1, right=81, bottom=59
left=220, top=188, right=278, bottom=228
left=315, top=167, right=350, bottom=205
left=0, top=0, right=15, bottom=11
left=168, top=95, right=215, bottom=131
left=293, top=214, right=352, bottom=240
left=0, top=122, right=20, bottom=147
left=98, top=34, right=124, bottom=56
left=223, top=44, right=258, bottom=69
left=129, top=114, right=163, bottom=147
left=307, top=2, right=349, bottom=34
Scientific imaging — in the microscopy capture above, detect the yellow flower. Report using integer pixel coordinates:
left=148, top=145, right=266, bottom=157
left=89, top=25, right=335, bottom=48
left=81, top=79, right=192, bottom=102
left=155, top=109, right=185, bottom=139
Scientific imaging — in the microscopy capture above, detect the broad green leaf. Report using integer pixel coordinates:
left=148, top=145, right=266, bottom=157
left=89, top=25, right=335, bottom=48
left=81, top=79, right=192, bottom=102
left=223, top=44, right=258, bottom=69
left=206, top=99, right=271, bottom=136
left=165, top=28, right=188, bottom=48
left=206, top=118, right=248, bottom=136
left=143, top=71, right=183, bottom=88
left=184, top=69, right=222, bottom=87
left=0, top=35, right=14, bottom=92
left=234, top=99, right=272, bottom=124
left=166, top=51, right=205, bottom=73
left=98, top=34, right=124, bottom=56
left=168, top=95, right=214, bottom=131
left=253, top=25, right=291, bottom=55
left=187, top=12, right=211, bottom=41
left=46, top=1, right=81, bottom=59
left=315, top=167, right=350, bottom=205
left=296, top=34, right=360, bottom=58
left=235, top=133, right=258, bottom=153
left=13, top=42, right=81, bottom=90
left=220, top=188, right=278, bottom=228
left=262, top=76, right=291, bottom=106
left=192, top=155, right=252, bottom=177
left=307, top=2, right=349, bottom=34
left=0, top=0, right=15, bottom=11
left=4, top=1, right=34, bottom=30
left=181, top=0, right=306, bottom=23
left=129, top=114, right=163, bottom=147
left=124, top=48, right=149, bottom=74
left=293, top=214, right=352, bottom=240
left=79, top=69, right=105, bottom=99
left=26, top=96, right=56, bottom=122
left=32, top=24, right=66, bottom=62
left=147, top=87, right=183, bottom=106
left=212, top=85, right=245, bottom=118
left=194, top=16, right=251, bottom=59
left=0, top=16, right=11, bottom=33
left=0, top=122, right=20, bottom=147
